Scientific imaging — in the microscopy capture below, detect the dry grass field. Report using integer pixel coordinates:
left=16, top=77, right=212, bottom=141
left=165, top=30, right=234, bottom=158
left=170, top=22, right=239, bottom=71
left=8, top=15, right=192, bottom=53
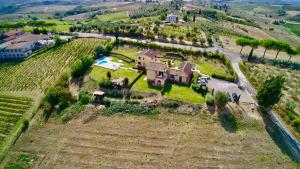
left=222, top=22, right=273, bottom=40
left=2, top=106, right=299, bottom=169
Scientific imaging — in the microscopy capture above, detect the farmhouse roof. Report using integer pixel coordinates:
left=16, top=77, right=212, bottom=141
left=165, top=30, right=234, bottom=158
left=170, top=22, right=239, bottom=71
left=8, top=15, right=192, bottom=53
left=178, top=61, right=193, bottom=75
left=139, top=49, right=158, bottom=59
left=12, top=34, right=49, bottom=43
left=5, top=42, right=29, bottom=49
left=147, top=61, right=168, bottom=71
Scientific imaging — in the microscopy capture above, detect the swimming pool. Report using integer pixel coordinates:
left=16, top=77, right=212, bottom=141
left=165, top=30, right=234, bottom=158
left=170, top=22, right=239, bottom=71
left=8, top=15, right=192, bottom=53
left=95, top=57, right=123, bottom=70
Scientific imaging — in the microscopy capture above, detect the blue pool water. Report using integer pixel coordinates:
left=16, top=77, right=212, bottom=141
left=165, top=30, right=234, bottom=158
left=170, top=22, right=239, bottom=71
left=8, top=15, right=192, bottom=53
left=98, top=60, right=107, bottom=64
left=96, top=58, right=108, bottom=65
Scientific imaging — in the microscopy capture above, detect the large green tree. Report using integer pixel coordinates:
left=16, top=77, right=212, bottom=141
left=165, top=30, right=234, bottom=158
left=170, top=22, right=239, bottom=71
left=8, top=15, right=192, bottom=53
left=236, top=38, right=248, bottom=54
left=247, top=39, right=260, bottom=61
left=286, top=46, right=297, bottom=61
left=256, top=75, right=285, bottom=109
left=273, top=41, right=290, bottom=60
left=260, top=39, right=275, bottom=58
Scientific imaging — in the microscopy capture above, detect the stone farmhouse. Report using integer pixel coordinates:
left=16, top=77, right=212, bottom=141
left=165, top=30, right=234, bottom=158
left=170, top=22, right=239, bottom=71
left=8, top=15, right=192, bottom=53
left=0, top=30, right=51, bottom=59
left=137, top=49, right=193, bottom=87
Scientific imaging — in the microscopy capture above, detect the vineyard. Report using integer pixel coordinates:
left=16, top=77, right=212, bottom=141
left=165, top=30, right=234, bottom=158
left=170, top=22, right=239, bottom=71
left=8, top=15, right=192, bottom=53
left=0, top=38, right=107, bottom=92
left=0, top=94, right=33, bottom=150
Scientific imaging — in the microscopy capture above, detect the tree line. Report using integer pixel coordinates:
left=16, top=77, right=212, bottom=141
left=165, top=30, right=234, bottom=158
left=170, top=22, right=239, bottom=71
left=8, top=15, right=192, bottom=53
left=236, top=38, right=300, bottom=61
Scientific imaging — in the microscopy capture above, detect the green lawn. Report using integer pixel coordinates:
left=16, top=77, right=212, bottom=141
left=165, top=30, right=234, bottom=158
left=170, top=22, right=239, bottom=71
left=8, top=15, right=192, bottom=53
left=132, top=75, right=161, bottom=94
left=163, top=83, right=205, bottom=104
left=112, top=47, right=139, bottom=60
left=132, top=76, right=205, bottom=104
left=97, top=11, right=129, bottom=22
left=89, top=66, right=139, bottom=83
left=194, top=57, right=228, bottom=77
left=284, top=23, right=300, bottom=37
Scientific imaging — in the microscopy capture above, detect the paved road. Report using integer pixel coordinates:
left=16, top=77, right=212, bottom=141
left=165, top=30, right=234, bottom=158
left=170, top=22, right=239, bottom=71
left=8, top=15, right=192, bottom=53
left=77, top=32, right=300, bottom=161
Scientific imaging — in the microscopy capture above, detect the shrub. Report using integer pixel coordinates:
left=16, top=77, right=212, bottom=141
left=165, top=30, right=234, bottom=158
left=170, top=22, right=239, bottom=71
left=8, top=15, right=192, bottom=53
left=161, top=101, right=179, bottom=109
left=206, top=94, right=214, bottom=106
left=285, top=100, right=296, bottom=112
left=58, top=98, right=69, bottom=110
left=22, top=119, right=29, bottom=132
left=99, top=78, right=113, bottom=89
left=79, top=91, right=92, bottom=105
left=292, top=118, right=300, bottom=130
left=103, top=103, right=158, bottom=116
left=71, top=56, right=93, bottom=78
left=105, top=90, right=124, bottom=98
left=214, top=91, right=229, bottom=108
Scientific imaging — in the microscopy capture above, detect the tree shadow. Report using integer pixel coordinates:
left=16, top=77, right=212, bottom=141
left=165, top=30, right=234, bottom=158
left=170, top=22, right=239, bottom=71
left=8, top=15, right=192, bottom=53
left=262, top=113, right=300, bottom=162
left=161, top=82, right=172, bottom=95
left=219, top=107, right=238, bottom=133
left=249, top=56, right=300, bottom=71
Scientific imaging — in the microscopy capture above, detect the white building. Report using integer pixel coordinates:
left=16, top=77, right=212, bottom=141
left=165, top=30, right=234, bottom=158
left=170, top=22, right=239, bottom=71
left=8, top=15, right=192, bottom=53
left=0, top=33, right=50, bottom=59
left=166, top=14, right=178, bottom=23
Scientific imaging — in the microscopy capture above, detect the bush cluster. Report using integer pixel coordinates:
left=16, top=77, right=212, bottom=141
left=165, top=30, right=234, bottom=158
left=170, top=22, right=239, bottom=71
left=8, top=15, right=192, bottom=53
left=71, top=56, right=93, bottom=78
left=103, top=103, right=158, bottom=116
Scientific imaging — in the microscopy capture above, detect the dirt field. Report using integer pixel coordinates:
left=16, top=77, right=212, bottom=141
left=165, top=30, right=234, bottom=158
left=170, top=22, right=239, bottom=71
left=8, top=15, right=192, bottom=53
left=219, top=36, right=300, bottom=63
left=2, top=106, right=299, bottom=169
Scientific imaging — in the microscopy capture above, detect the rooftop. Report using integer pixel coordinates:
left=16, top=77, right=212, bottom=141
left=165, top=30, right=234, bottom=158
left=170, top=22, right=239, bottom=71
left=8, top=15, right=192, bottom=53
left=5, top=42, right=29, bottom=50
left=12, top=34, right=49, bottom=43
left=148, top=61, right=168, bottom=71
left=139, top=49, right=158, bottom=59
left=178, top=61, right=193, bottom=75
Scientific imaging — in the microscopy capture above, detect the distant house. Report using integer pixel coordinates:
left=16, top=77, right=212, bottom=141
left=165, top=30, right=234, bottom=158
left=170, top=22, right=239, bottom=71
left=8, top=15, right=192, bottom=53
left=137, top=50, right=193, bottom=87
left=0, top=33, right=50, bottom=59
left=166, top=14, right=179, bottom=23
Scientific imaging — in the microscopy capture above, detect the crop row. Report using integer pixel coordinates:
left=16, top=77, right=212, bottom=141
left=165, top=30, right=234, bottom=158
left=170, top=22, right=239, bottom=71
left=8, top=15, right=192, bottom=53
left=0, top=102, right=31, bottom=110
left=0, top=38, right=107, bottom=91
left=0, top=95, right=32, bottom=101
left=0, top=106, right=25, bottom=115
left=0, top=94, right=32, bottom=152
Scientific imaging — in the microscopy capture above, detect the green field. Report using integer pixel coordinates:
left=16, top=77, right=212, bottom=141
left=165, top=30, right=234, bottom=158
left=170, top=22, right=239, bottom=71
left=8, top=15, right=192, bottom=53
left=284, top=23, right=300, bottom=37
left=0, top=94, right=34, bottom=159
left=0, top=38, right=107, bottom=92
left=96, top=11, right=129, bottom=22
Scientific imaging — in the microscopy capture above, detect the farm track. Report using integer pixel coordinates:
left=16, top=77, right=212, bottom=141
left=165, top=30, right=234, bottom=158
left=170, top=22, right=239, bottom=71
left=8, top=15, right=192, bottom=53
left=9, top=113, right=297, bottom=169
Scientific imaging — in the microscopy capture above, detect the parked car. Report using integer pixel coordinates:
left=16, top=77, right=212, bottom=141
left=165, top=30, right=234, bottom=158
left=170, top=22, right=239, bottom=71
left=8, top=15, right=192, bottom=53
left=232, top=93, right=239, bottom=102
left=227, top=92, right=232, bottom=102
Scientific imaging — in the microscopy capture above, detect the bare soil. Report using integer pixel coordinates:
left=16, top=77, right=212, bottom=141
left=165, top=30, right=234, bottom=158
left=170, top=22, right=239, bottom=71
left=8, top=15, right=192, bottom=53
left=2, top=107, right=298, bottom=169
